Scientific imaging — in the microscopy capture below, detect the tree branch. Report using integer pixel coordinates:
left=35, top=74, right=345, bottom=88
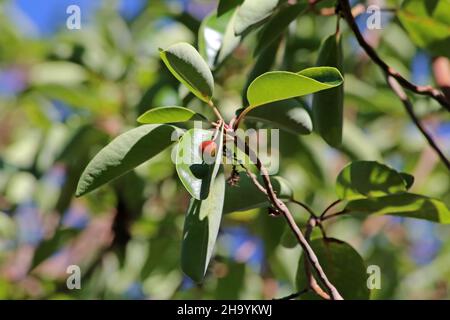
left=233, top=135, right=343, bottom=300
left=387, top=76, right=450, bottom=170
left=338, top=0, right=450, bottom=112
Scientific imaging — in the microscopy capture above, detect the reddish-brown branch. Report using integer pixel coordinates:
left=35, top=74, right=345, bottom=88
left=338, top=0, right=450, bottom=112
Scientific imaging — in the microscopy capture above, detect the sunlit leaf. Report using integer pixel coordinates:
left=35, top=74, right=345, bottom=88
left=181, top=170, right=225, bottom=282
left=296, top=238, right=370, bottom=300
left=336, top=161, right=410, bottom=200
left=254, top=2, right=306, bottom=55
left=246, top=67, right=343, bottom=109
left=160, top=42, right=214, bottom=102
left=137, top=106, right=207, bottom=124
left=398, top=0, right=450, bottom=58
left=176, top=125, right=224, bottom=200
left=312, top=33, right=344, bottom=147
left=234, top=0, right=279, bottom=35
left=345, top=193, right=450, bottom=224
left=217, top=9, right=242, bottom=64
left=76, top=125, right=179, bottom=196
left=244, top=99, right=313, bottom=135
left=217, top=0, right=244, bottom=17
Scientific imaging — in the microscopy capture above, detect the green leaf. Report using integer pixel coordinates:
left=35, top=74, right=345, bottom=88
left=400, top=172, right=414, bottom=190
left=199, top=11, right=234, bottom=68
left=254, top=2, right=306, bottom=55
left=217, top=0, right=244, bottom=17
left=217, top=9, right=242, bottom=64
left=246, top=67, right=343, bottom=109
left=137, top=106, right=207, bottom=124
left=312, top=33, right=344, bottom=147
left=176, top=125, right=224, bottom=200
left=244, top=99, right=313, bottom=135
left=234, top=0, right=279, bottom=35
left=223, top=172, right=293, bottom=213
left=76, top=124, right=179, bottom=197
left=296, top=238, right=370, bottom=300
left=31, top=228, right=80, bottom=269
left=345, top=193, right=450, bottom=224
left=398, top=0, right=450, bottom=58
left=336, top=161, right=410, bottom=200
left=160, top=42, right=214, bottom=102
left=181, top=170, right=226, bottom=282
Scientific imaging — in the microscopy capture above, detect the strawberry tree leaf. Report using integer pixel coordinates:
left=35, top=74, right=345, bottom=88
left=336, top=161, right=410, bottom=200
left=217, top=0, right=243, bottom=17
left=176, top=125, right=224, bottom=200
left=234, top=0, right=279, bottom=35
left=181, top=170, right=225, bottom=282
left=243, top=99, right=313, bottom=135
left=246, top=67, right=343, bottom=109
left=398, top=0, right=450, bottom=58
left=76, top=124, right=179, bottom=197
left=160, top=42, right=215, bottom=102
left=137, top=106, right=207, bottom=124
left=345, top=193, right=450, bottom=224
left=296, top=238, right=370, bottom=300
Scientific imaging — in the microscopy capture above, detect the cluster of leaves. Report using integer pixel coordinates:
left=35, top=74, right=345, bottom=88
left=1, top=0, right=450, bottom=300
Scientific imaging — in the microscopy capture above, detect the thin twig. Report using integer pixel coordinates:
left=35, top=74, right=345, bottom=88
left=233, top=135, right=343, bottom=300
left=275, top=288, right=310, bottom=300
left=338, top=0, right=450, bottom=112
left=322, top=209, right=350, bottom=221
left=387, top=76, right=450, bottom=170
left=207, top=100, right=224, bottom=121
left=320, top=199, right=342, bottom=219
left=290, top=199, right=317, bottom=218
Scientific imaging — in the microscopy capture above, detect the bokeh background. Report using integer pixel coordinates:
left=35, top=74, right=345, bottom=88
left=0, top=0, right=449, bottom=299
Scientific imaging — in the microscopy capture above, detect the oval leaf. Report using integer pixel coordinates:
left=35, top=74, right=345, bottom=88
left=336, top=161, right=410, bottom=200
left=246, top=67, right=343, bottom=109
left=137, top=106, right=207, bottom=124
left=76, top=124, right=178, bottom=197
left=296, top=238, right=370, bottom=300
left=224, top=172, right=293, bottom=213
left=345, top=193, right=450, bottom=224
left=176, top=125, right=224, bottom=200
left=160, top=42, right=214, bottom=102
left=312, top=33, right=344, bottom=147
left=181, top=170, right=226, bottom=282
left=244, top=99, right=312, bottom=135
left=234, top=0, right=279, bottom=35
left=398, top=0, right=450, bottom=58
left=254, top=2, right=306, bottom=55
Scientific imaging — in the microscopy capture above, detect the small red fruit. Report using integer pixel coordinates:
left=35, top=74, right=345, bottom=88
left=199, top=140, right=217, bottom=157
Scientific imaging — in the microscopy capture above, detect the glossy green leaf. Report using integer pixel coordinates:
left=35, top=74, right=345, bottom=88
left=176, top=125, right=224, bottom=200
left=296, top=238, right=370, bottom=300
left=400, top=172, right=414, bottom=190
left=345, top=193, right=450, bottom=224
left=199, top=11, right=234, bottom=68
left=312, top=33, right=344, bottom=147
left=246, top=67, right=343, bottom=109
left=336, top=161, right=410, bottom=200
left=234, top=0, right=279, bottom=35
left=160, top=42, right=214, bottom=102
left=244, top=99, right=313, bottom=135
left=181, top=170, right=225, bottom=282
left=254, top=2, right=306, bottom=55
left=76, top=124, right=179, bottom=197
left=217, top=0, right=243, bottom=17
left=223, top=172, right=293, bottom=213
left=217, top=9, right=242, bottom=64
left=398, top=0, right=450, bottom=58
left=137, top=106, right=207, bottom=124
